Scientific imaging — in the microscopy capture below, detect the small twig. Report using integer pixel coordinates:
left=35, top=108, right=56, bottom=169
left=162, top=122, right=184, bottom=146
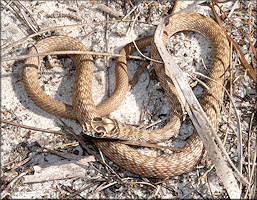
left=1, top=119, right=66, bottom=136
left=223, top=42, right=233, bottom=147
left=180, top=186, right=200, bottom=199
left=144, top=119, right=162, bottom=130
left=207, top=173, right=215, bottom=199
left=197, top=165, right=215, bottom=186
left=122, top=0, right=142, bottom=20
left=96, top=4, right=124, bottom=18
left=153, top=185, right=161, bottom=198
left=98, top=148, right=122, bottom=179
left=45, top=142, right=79, bottom=150
left=227, top=0, right=239, bottom=18
left=230, top=41, right=242, bottom=181
left=94, top=181, right=118, bottom=193
left=131, top=181, right=157, bottom=189
left=9, top=155, right=33, bottom=170
left=1, top=171, right=30, bottom=199
left=42, top=147, right=82, bottom=160
left=23, top=155, right=96, bottom=184
left=5, top=0, right=40, bottom=33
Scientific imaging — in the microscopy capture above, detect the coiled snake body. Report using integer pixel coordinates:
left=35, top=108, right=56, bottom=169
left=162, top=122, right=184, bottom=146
left=23, top=12, right=229, bottom=178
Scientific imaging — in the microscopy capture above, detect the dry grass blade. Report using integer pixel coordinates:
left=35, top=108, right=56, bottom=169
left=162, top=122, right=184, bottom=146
left=211, top=2, right=256, bottom=83
left=94, top=181, right=118, bottom=193
left=2, top=50, right=143, bottom=62
left=122, top=0, right=142, bottom=20
left=244, top=103, right=257, bottom=198
left=247, top=0, right=256, bottom=68
left=214, top=2, right=256, bottom=59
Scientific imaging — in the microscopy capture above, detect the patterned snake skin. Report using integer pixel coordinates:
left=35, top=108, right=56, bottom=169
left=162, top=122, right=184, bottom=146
left=23, top=12, right=229, bottom=178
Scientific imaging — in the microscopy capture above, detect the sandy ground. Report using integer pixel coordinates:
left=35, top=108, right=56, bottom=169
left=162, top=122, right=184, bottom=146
left=1, top=1, right=256, bottom=199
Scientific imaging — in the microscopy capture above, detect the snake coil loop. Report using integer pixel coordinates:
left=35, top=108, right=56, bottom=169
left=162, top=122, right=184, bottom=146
left=23, top=12, right=229, bottom=178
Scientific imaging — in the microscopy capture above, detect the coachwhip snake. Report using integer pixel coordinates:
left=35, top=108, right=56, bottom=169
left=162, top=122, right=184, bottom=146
left=23, top=12, right=229, bottom=178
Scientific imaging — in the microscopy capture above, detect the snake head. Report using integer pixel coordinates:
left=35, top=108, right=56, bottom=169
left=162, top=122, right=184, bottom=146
left=82, top=117, right=118, bottom=139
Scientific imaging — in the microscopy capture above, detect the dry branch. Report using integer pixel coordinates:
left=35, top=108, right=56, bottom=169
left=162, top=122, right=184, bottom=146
left=23, top=156, right=95, bottom=183
left=153, top=13, right=241, bottom=199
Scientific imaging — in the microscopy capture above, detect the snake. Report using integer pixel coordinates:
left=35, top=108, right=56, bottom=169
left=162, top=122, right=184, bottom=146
left=23, top=12, right=229, bottom=179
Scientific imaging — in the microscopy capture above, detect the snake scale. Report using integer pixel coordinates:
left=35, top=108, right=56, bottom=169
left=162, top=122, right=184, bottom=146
left=23, top=12, right=229, bottom=178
